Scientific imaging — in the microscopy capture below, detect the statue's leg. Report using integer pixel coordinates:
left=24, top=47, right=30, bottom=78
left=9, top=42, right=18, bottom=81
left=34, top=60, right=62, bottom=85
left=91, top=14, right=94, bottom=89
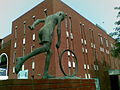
left=15, top=42, right=51, bottom=74
left=42, top=49, right=54, bottom=79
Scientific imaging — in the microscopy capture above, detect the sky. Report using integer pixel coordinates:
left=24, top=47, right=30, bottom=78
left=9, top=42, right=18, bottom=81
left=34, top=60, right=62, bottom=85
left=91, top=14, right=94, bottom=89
left=0, top=0, right=120, bottom=39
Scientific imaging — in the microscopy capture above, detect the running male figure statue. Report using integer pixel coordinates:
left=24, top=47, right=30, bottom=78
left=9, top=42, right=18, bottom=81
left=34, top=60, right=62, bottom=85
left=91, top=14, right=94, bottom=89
left=15, top=11, right=66, bottom=79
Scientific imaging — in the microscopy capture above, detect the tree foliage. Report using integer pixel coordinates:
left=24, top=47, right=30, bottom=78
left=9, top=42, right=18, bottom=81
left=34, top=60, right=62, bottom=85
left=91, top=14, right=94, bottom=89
left=110, top=7, right=120, bottom=58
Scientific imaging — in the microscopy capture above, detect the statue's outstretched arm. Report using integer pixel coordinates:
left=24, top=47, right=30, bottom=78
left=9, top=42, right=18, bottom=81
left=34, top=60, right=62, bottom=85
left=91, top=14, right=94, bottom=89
left=28, top=19, right=45, bottom=30
left=56, top=20, right=61, bottom=49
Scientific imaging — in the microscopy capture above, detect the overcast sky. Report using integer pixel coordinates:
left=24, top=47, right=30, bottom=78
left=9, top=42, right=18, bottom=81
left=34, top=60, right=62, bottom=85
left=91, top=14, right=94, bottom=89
left=0, top=0, right=120, bottom=38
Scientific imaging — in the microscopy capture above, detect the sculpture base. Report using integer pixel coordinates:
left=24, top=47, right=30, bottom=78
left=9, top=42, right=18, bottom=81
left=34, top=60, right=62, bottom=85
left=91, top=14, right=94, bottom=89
left=0, top=79, right=96, bottom=90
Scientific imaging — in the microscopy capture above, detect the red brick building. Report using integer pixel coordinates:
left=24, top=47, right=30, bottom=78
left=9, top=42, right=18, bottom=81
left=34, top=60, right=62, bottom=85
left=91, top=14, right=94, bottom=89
left=1, top=0, right=119, bottom=89
left=0, top=34, right=12, bottom=80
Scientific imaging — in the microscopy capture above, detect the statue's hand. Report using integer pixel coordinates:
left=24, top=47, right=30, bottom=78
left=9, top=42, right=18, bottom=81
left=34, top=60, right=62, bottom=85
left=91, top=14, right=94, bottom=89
left=56, top=41, right=61, bottom=49
left=28, top=25, right=35, bottom=30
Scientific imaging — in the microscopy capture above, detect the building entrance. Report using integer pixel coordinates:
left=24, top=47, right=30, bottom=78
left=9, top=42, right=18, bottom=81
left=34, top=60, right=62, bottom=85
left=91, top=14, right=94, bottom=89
left=110, top=75, right=119, bottom=90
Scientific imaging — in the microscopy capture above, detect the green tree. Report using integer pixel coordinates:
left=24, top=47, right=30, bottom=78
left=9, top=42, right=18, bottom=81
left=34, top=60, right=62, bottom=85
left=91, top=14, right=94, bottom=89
left=109, top=7, right=120, bottom=58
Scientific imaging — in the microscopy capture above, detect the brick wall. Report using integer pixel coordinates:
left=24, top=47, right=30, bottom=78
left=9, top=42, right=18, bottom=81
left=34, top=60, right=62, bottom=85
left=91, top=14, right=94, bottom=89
left=0, top=79, right=96, bottom=90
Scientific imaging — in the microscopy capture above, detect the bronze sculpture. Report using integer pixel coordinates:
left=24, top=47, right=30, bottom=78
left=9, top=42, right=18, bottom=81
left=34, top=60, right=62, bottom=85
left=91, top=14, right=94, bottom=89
left=15, top=11, right=66, bottom=79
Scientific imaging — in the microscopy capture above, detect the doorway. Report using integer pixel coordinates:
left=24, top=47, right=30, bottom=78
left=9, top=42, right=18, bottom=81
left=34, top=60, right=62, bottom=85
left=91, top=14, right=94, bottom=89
left=110, top=75, right=119, bottom=90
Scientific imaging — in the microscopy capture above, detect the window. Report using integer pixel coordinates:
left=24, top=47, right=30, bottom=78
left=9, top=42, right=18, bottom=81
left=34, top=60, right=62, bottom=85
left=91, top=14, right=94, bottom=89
left=23, top=21, right=26, bottom=35
left=14, top=42, right=17, bottom=48
left=73, top=62, right=75, bottom=68
left=81, top=39, right=84, bottom=44
left=106, top=39, right=109, bottom=47
left=23, top=47, right=25, bottom=56
left=1, top=40, right=4, bottom=48
left=94, top=65, right=96, bottom=70
left=68, top=61, right=71, bottom=68
left=66, top=31, right=69, bottom=38
left=22, top=65, right=24, bottom=71
left=82, top=47, right=84, bottom=53
left=96, top=65, right=99, bottom=71
left=100, top=36, right=103, bottom=45
left=23, top=38, right=26, bottom=45
left=85, top=74, right=87, bottom=79
left=88, top=74, right=91, bottom=78
left=13, top=67, right=15, bottom=73
left=72, top=53, right=74, bottom=57
left=87, top=65, right=90, bottom=69
left=68, top=51, right=70, bottom=56
left=91, top=43, right=93, bottom=48
left=31, top=46, right=33, bottom=52
left=85, top=48, right=88, bottom=53
left=13, top=51, right=16, bottom=63
left=32, top=61, right=35, bottom=70
left=15, top=26, right=18, bottom=39
left=84, top=64, right=87, bottom=69
left=70, top=33, right=73, bottom=40
left=100, top=47, right=104, bottom=52
left=33, top=33, right=35, bottom=41
left=84, top=40, right=87, bottom=45
left=32, top=16, right=36, bottom=19
left=66, top=39, right=69, bottom=49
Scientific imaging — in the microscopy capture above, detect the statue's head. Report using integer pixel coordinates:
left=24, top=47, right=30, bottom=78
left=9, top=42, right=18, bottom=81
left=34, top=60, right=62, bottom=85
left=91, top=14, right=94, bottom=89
left=57, top=11, right=67, bottom=21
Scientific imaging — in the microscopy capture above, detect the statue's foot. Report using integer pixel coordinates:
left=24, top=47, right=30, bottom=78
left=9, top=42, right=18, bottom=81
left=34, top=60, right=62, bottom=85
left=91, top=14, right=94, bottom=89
left=42, top=75, right=55, bottom=79
left=15, top=57, right=24, bottom=74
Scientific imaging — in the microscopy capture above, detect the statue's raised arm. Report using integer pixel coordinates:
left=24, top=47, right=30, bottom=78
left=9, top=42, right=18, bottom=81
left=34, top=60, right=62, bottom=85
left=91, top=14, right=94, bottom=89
left=28, top=19, right=45, bottom=30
